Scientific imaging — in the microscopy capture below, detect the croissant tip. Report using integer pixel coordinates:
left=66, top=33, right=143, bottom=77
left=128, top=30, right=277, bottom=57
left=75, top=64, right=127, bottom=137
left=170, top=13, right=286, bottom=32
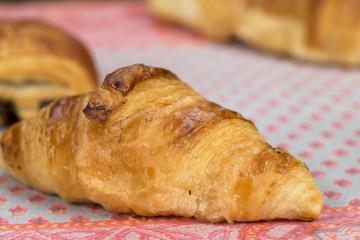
left=102, top=64, right=178, bottom=97
left=82, top=103, right=111, bottom=126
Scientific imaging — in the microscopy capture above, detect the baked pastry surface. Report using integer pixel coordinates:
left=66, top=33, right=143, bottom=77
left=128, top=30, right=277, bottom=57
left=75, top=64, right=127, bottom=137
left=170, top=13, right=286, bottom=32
left=149, top=0, right=360, bottom=66
left=0, top=20, right=97, bottom=125
left=0, top=64, right=322, bottom=223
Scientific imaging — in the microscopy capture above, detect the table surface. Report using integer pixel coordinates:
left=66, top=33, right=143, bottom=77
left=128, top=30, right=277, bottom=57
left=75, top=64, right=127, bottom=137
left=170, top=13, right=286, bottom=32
left=0, top=1, right=359, bottom=239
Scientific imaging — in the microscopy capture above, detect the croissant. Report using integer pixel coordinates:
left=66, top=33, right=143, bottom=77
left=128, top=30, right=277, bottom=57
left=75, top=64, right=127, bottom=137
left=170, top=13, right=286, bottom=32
left=0, top=64, right=322, bottom=223
left=0, top=20, right=97, bottom=126
left=149, top=0, right=360, bottom=66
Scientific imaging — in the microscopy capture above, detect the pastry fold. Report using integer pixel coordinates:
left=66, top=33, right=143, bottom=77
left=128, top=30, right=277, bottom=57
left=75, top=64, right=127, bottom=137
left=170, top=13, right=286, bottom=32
left=0, top=64, right=322, bottom=223
left=0, top=20, right=97, bottom=124
left=149, top=0, right=360, bottom=66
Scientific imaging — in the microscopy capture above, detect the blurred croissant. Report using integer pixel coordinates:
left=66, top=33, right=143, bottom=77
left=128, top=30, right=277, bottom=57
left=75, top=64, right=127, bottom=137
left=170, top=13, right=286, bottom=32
left=0, top=20, right=97, bottom=126
left=149, top=0, right=360, bottom=66
left=0, top=64, right=322, bottom=223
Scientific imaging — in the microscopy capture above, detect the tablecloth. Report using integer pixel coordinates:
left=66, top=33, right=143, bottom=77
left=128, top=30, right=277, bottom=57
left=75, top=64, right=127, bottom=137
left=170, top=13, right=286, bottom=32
left=0, top=1, right=359, bottom=239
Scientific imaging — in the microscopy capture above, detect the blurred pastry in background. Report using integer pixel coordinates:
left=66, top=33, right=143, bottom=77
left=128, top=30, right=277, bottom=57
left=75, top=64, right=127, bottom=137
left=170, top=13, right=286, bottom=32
left=149, top=0, right=360, bottom=66
left=0, top=20, right=97, bottom=126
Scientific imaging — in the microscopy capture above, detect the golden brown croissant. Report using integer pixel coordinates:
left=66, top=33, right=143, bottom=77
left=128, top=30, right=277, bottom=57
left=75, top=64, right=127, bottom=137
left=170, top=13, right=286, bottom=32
left=149, top=0, right=360, bottom=66
left=0, top=64, right=322, bottom=223
left=0, top=20, right=97, bottom=126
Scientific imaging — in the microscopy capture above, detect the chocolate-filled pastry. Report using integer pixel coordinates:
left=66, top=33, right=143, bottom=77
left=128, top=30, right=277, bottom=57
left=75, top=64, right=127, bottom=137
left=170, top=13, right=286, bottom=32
left=149, top=0, right=360, bottom=66
left=0, top=20, right=97, bottom=126
left=0, top=64, right=322, bottom=223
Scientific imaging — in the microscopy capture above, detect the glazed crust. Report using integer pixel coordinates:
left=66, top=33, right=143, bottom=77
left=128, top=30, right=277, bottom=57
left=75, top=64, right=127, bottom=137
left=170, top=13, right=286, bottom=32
left=0, top=64, right=322, bottom=223
left=0, top=20, right=97, bottom=121
left=149, top=0, right=360, bottom=66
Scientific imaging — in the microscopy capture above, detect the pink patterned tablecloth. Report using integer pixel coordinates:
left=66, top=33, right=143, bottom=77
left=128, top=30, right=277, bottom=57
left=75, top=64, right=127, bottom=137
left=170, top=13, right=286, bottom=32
left=0, top=1, right=360, bottom=239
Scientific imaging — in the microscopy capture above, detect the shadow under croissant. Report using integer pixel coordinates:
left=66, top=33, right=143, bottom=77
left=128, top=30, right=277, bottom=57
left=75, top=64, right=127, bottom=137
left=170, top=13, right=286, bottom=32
left=0, top=99, right=54, bottom=127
